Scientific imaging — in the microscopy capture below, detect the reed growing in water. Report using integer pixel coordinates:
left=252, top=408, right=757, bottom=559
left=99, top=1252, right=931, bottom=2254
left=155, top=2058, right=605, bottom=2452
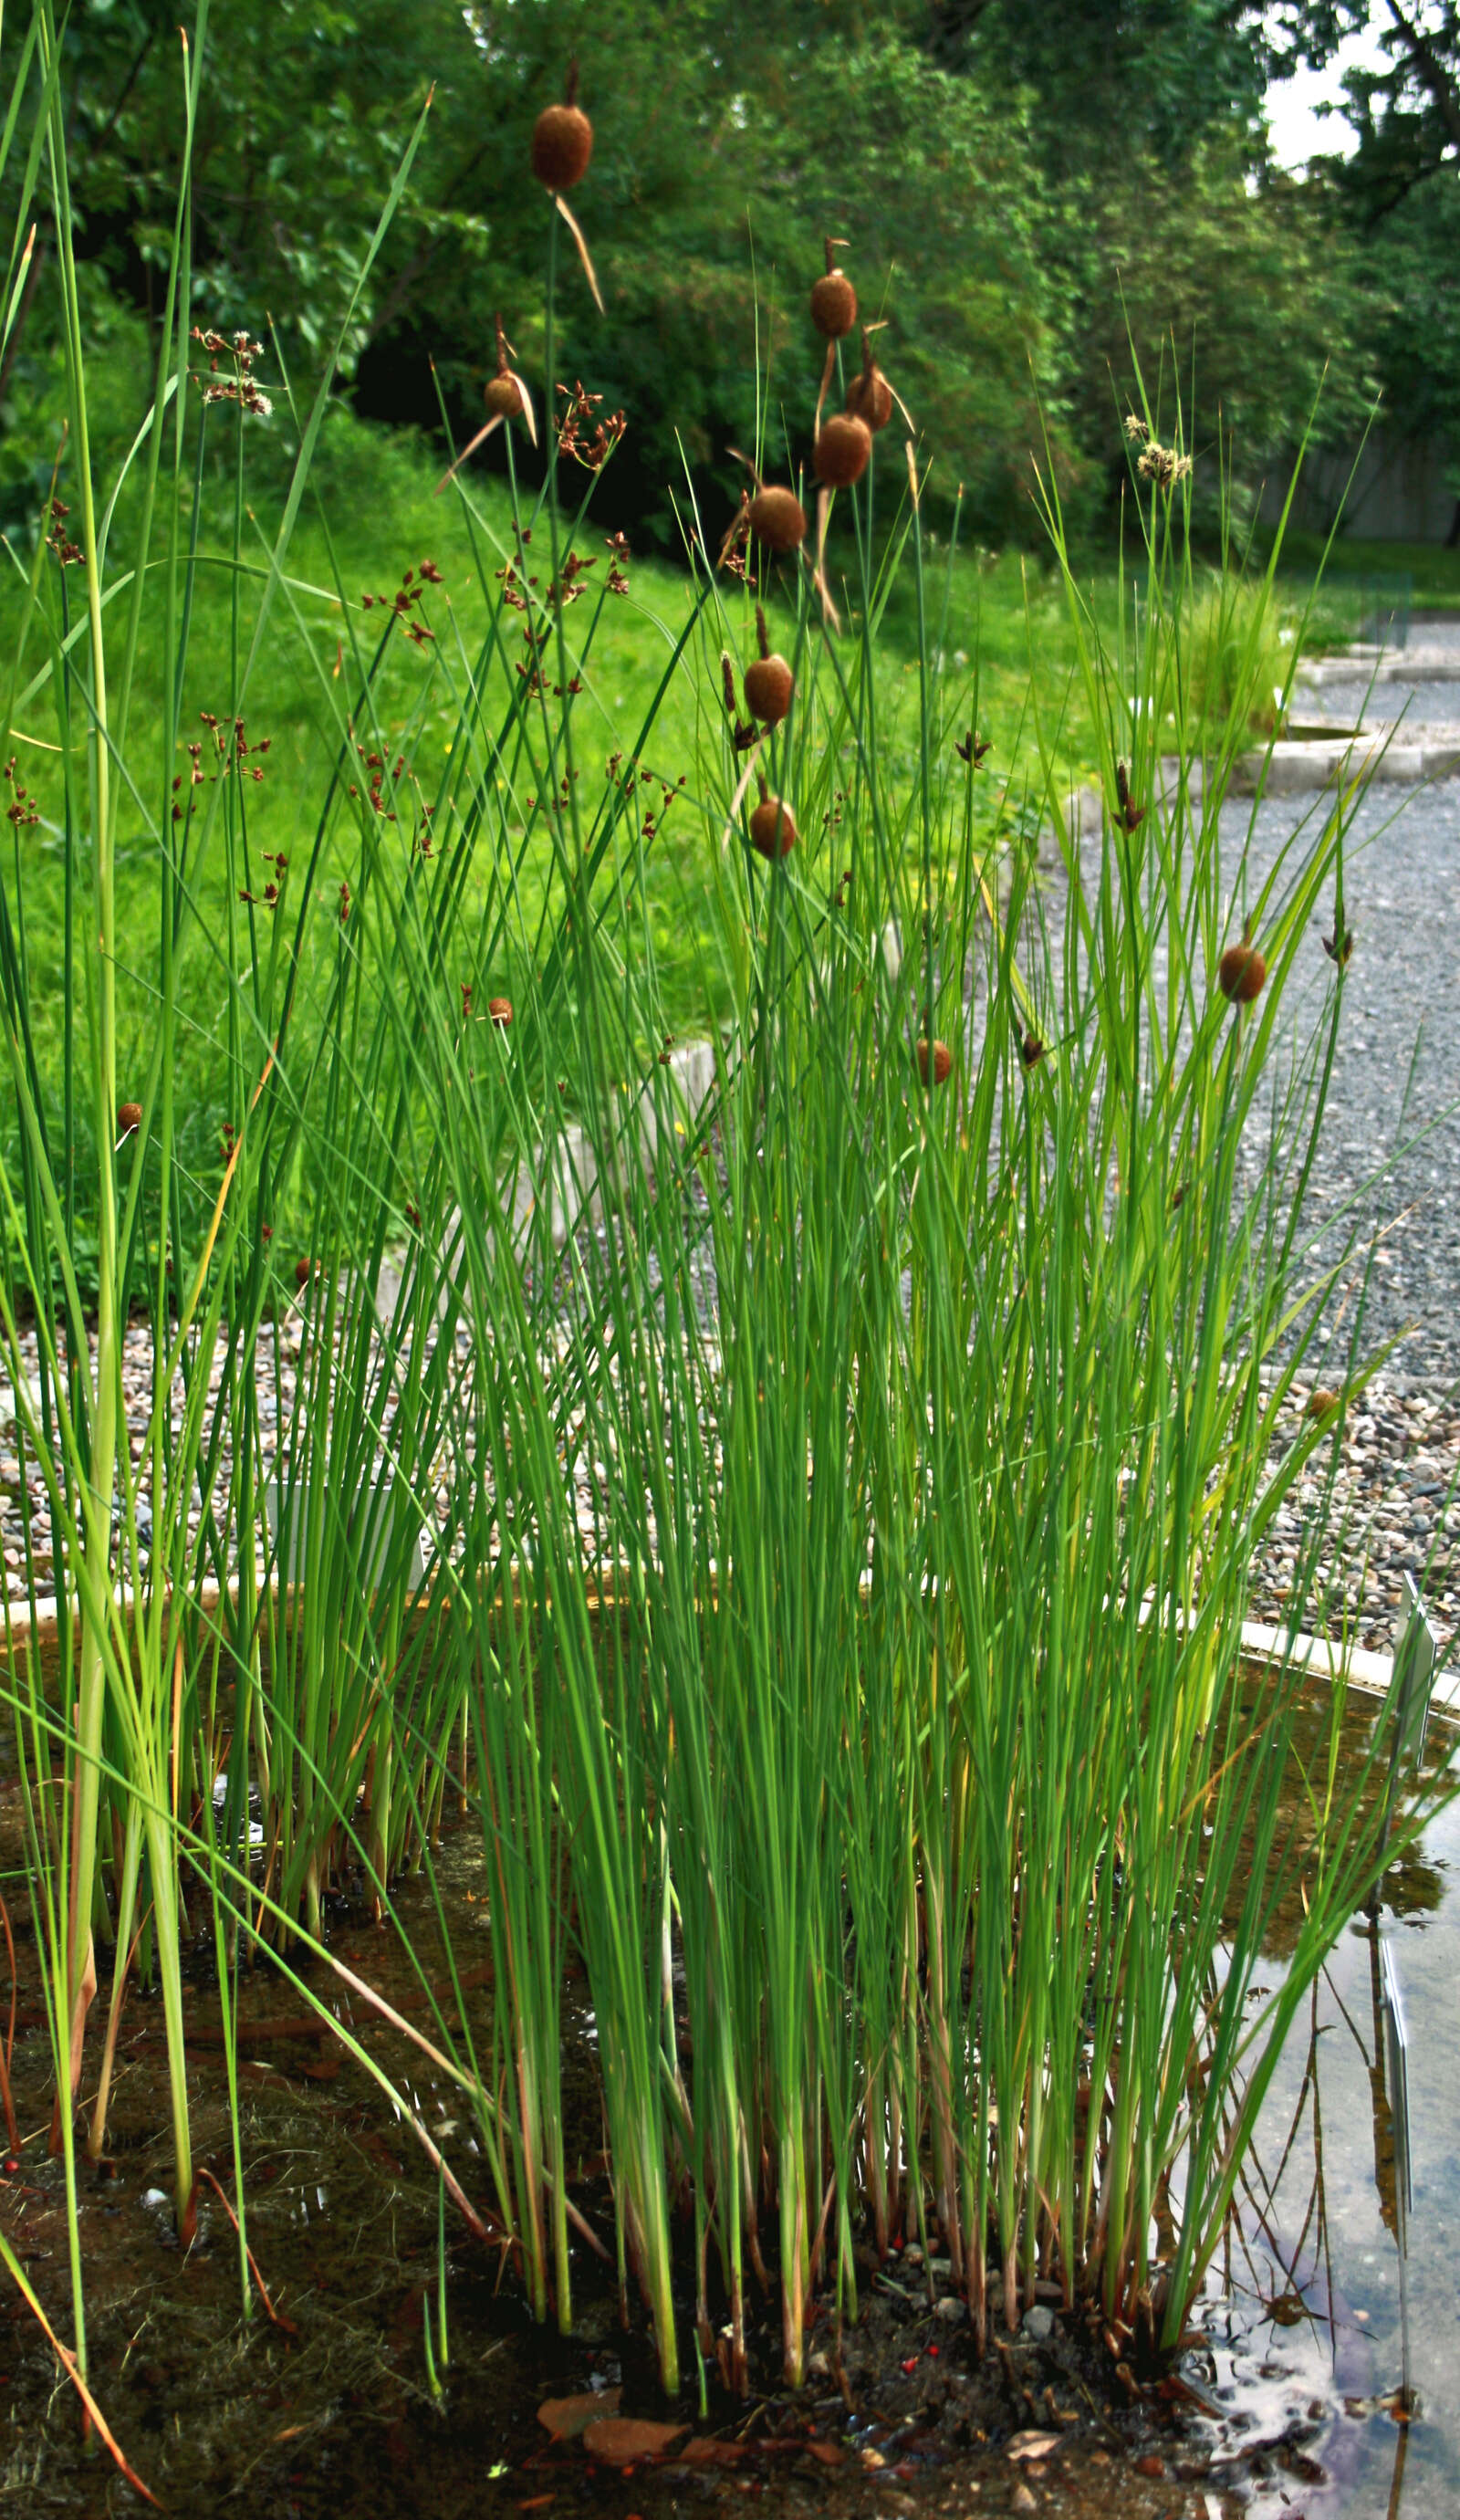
left=0, top=4, right=1439, bottom=2448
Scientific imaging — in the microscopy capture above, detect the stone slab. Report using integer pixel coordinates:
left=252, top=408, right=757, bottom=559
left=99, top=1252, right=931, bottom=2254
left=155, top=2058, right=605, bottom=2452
left=1232, top=737, right=1435, bottom=794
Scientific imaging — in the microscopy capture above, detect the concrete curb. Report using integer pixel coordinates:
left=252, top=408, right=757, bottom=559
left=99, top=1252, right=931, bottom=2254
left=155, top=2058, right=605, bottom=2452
left=1298, top=647, right=1460, bottom=690
left=5, top=1578, right=1455, bottom=1722
left=1230, top=736, right=1460, bottom=795
left=1237, top=1616, right=1460, bottom=1717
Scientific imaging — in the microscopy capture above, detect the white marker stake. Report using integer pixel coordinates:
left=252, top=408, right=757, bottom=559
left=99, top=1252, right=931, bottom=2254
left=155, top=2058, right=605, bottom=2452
left=1380, top=1937, right=1413, bottom=2407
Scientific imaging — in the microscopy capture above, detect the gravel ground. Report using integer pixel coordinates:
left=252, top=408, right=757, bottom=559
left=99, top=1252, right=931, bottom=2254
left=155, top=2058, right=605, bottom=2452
left=1227, top=646, right=1460, bottom=1656
left=1233, top=776, right=1460, bottom=1397
left=4, top=677, right=1458, bottom=1669
left=1304, top=674, right=1460, bottom=732
left=1298, top=612, right=1460, bottom=738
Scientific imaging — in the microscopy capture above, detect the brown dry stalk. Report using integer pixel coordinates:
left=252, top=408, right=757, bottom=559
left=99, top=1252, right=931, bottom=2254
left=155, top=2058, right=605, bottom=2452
left=813, top=340, right=837, bottom=441
left=809, top=491, right=841, bottom=634
left=0, top=2224, right=158, bottom=2503
left=0, top=1896, right=16, bottom=2151
left=195, top=2166, right=297, bottom=2331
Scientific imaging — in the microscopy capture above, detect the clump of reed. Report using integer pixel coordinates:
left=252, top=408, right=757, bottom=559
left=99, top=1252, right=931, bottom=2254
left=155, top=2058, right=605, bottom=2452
left=412, top=235, right=1439, bottom=2392
left=0, top=7, right=1445, bottom=2466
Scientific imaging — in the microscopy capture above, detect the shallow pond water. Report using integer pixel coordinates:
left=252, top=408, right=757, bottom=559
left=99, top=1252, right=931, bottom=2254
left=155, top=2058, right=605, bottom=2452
left=1187, top=1757, right=1460, bottom=2520
left=1, top=1676, right=1457, bottom=2517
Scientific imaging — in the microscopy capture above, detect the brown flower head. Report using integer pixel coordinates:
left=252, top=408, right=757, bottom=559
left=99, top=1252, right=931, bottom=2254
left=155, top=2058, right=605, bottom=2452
left=531, top=65, right=593, bottom=191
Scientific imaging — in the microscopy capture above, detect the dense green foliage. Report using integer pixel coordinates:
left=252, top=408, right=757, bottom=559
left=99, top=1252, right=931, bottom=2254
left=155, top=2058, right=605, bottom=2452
left=2, top=0, right=1379, bottom=548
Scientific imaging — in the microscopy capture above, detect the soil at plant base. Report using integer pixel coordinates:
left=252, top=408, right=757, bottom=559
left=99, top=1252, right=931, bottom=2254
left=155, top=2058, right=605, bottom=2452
left=0, top=1912, right=1328, bottom=2519
left=0, top=2011, right=1275, bottom=2520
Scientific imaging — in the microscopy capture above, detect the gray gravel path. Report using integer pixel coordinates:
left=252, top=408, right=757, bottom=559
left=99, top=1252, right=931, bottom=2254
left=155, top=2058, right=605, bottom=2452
left=1306, top=674, right=1460, bottom=728
left=1197, top=759, right=1460, bottom=1659
left=1234, top=778, right=1460, bottom=1396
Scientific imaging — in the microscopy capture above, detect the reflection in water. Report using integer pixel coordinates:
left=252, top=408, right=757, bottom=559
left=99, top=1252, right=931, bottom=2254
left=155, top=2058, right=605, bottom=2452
left=1193, top=1725, right=1460, bottom=2519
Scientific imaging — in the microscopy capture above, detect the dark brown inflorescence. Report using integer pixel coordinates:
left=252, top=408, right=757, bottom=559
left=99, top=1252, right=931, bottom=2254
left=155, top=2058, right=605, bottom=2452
left=846, top=330, right=894, bottom=434
left=917, top=1038, right=953, bottom=1086
left=488, top=997, right=514, bottom=1027
left=747, top=486, right=807, bottom=554
left=531, top=66, right=593, bottom=191
left=1113, top=757, right=1145, bottom=834
left=116, top=1103, right=142, bottom=1136
left=749, top=774, right=797, bottom=860
left=485, top=314, right=525, bottom=419
left=1218, top=937, right=1267, bottom=1004
left=810, top=239, right=858, bottom=340
left=743, top=606, right=794, bottom=727
left=814, top=413, right=871, bottom=490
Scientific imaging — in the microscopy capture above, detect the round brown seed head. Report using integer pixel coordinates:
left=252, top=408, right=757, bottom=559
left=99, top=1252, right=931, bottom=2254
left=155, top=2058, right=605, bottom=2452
left=1218, top=941, right=1267, bottom=1005
left=1021, top=1031, right=1045, bottom=1069
left=744, top=653, right=794, bottom=727
left=814, top=413, right=872, bottom=490
left=916, top=1038, right=953, bottom=1086
left=116, top=1102, right=142, bottom=1135
left=749, top=795, right=797, bottom=859
left=485, top=371, right=524, bottom=420
left=810, top=270, right=858, bottom=340
left=487, top=996, right=514, bottom=1028
left=531, top=100, right=593, bottom=192
left=295, top=1257, right=312, bottom=1288
left=846, top=331, right=894, bottom=433
left=747, top=486, right=807, bottom=553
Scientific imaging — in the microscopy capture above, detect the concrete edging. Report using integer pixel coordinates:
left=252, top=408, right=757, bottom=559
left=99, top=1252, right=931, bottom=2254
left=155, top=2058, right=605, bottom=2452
left=5, top=1582, right=1455, bottom=1724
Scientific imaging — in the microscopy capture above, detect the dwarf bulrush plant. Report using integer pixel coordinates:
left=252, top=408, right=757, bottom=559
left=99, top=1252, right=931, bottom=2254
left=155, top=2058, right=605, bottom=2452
left=0, top=13, right=1444, bottom=2478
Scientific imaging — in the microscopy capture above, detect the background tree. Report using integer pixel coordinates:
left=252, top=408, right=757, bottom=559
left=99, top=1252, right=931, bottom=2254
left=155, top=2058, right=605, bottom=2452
left=1265, top=4, right=1460, bottom=531
left=924, top=0, right=1267, bottom=160
left=0, top=0, right=1376, bottom=548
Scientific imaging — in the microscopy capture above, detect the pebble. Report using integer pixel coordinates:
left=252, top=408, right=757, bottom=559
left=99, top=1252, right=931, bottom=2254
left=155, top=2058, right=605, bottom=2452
left=935, top=2294, right=966, bottom=2324
left=1021, top=2304, right=1055, bottom=2341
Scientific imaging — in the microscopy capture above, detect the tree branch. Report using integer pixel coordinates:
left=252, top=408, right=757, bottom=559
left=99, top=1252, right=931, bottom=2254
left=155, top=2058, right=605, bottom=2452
left=1384, top=0, right=1460, bottom=156
left=925, top=0, right=1001, bottom=68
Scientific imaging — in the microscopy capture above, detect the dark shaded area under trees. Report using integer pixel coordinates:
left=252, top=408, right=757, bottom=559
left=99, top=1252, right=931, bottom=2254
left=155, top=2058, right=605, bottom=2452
left=5, top=0, right=1456, bottom=549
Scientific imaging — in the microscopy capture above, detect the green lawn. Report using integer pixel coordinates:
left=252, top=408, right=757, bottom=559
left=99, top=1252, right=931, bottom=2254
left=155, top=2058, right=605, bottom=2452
left=1268, top=530, right=1460, bottom=622
left=3, top=407, right=1112, bottom=1089
left=0, top=397, right=1352, bottom=1262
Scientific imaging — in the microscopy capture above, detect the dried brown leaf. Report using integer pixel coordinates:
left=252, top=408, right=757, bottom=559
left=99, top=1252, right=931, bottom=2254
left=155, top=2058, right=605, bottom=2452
left=538, top=2388, right=620, bottom=2441
left=508, top=370, right=537, bottom=448
left=435, top=413, right=503, bottom=494
left=555, top=193, right=604, bottom=315
left=582, top=2416, right=690, bottom=2464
